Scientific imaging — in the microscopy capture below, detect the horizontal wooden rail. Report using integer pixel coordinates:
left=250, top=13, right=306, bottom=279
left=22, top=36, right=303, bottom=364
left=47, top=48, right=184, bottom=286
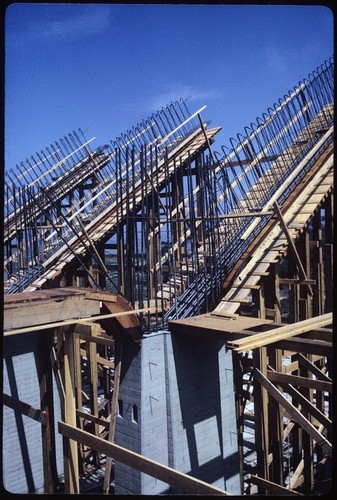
left=249, top=474, right=303, bottom=496
left=58, top=420, right=231, bottom=495
left=227, top=313, right=332, bottom=352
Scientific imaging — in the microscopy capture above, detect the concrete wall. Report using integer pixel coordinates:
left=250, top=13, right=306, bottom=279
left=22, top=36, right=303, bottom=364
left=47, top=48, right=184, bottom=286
left=2, top=333, right=63, bottom=494
left=113, top=340, right=143, bottom=494
left=114, top=330, right=241, bottom=495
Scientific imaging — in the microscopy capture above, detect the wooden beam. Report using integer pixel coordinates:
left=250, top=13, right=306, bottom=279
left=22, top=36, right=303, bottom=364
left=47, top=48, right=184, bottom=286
left=3, top=393, right=48, bottom=425
left=249, top=475, right=303, bottom=496
left=50, top=338, right=65, bottom=417
left=4, top=293, right=100, bottom=330
left=285, top=384, right=332, bottom=433
left=273, top=337, right=331, bottom=357
left=166, top=211, right=274, bottom=221
left=254, top=368, right=332, bottom=457
left=297, top=353, right=331, bottom=382
left=58, top=421, right=231, bottom=495
left=253, top=347, right=269, bottom=482
left=73, top=332, right=85, bottom=474
left=273, top=202, right=313, bottom=295
left=87, top=325, right=100, bottom=465
left=279, top=278, right=316, bottom=286
left=63, top=327, right=79, bottom=494
left=79, top=347, right=115, bottom=369
left=266, top=371, right=332, bottom=393
left=38, top=331, right=58, bottom=492
left=288, top=459, right=304, bottom=490
left=227, top=313, right=332, bottom=352
left=103, top=340, right=123, bottom=494
left=302, top=328, right=332, bottom=341
left=4, top=306, right=158, bottom=336
left=76, top=409, right=110, bottom=430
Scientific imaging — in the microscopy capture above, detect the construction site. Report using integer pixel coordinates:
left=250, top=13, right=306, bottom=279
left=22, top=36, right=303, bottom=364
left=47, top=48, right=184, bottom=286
left=2, top=56, right=333, bottom=495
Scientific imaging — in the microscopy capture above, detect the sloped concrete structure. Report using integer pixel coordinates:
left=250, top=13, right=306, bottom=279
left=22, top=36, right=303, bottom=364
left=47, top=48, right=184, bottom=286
left=114, top=330, right=241, bottom=495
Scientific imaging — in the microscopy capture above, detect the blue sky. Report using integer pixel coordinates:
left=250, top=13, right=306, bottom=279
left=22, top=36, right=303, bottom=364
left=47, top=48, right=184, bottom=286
left=5, top=3, right=333, bottom=170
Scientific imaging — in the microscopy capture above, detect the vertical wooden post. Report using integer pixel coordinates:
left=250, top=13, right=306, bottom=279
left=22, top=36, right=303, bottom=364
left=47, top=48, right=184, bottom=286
left=232, top=351, right=245, bottom=494
left=312, top=210, right=324, bottom=316
left=267, top=347, right=283, bottom=486
left=258, top=283, right=266, bottom=319
left=62, top=326, right=79, bottom=494
left=298, top=231, right=311, bottom=320
left=97, top=241, right=107, bottom=289
left=300, top=356, right=314, bottom=493
left=38, top=330, right=58, bottom=493
left=322, top=194, right=333, bottom=313
left=288, top=253, right=299, bottom=323
left=253, top=347, right=269, bottom=488
left=148, top=205, right=155, bottom=300
left=117, top=226, right=125, bottom=295
left=87, top=324, right=100, bottom=466
left=103, top=338, right=123, bottom=494
left=73, top=332, right=85, bottom=474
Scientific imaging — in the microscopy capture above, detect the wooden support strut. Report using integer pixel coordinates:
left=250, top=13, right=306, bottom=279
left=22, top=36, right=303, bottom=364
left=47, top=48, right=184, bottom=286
left=249, top=475, right=303, bottom=496
left=273, top=202, right=313, bottom=296
left=103, top=339, right=123, bottom=494
left=2, top=393, right=48, bottom=425
left=254, top=368, right=332, bottom=458
left=62, top=326, right=80, bottom=494
left=58, top=421, right=231, bottom=495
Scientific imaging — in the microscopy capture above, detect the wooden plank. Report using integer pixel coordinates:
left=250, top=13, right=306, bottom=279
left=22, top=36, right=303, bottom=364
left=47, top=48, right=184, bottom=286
left=279, top=278, right=316, bottom=285
left=266, top=370, right=332, bottom=393
left=254, top=368, right=332, bottom=457
left=84, top=290, right=117, bottom=303
left=76, top=409, right=110, bottom=430
left=288, top=459, right=304, bottom=490
left=250, top=475, right=303, bottom=496
left=212, top=300, right=241, bottom=315
left=274, top=337, right=331, bottom=357
left=273, top=202, right=312, bottom=292
left=88, top=334, right=99, bottom=438
left=285, top=384, right=332, bottom=433
left=260, top=250, right=280, bottom=263
left=229, top=289, right=251, bottom=302
left=4, top=293, right=101, bottom=330
left=210, top=310, right=239, bottom=319
left=297, top=353, right=331, bottom=382
left=103, top=340, right=123, bottom=494
left=38, top=332, right=58, bottom=492
left=4, top=306, right=158, bottom=336
left=63, top=327, right=79, bottom=494
left=3, top=393, right=48, bottom=425
left=254, top=347, right=269, bottom=481
left=58, top=421, right=231, bottom=495
left=227, top=313, right=332, bottom=352
left=73, top=332, right=85, bottom=474
left=50, top=343, right=65, bottom=417
left=74, top=322, right=115, bottom=348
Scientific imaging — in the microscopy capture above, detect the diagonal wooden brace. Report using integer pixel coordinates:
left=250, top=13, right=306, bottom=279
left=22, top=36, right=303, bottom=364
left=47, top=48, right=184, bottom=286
left=273, top=201, right=313, bottom=296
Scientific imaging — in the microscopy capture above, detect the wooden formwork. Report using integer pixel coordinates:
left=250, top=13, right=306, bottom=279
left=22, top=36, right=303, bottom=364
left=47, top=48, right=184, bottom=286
left=4, top=288, right=233, bottom=495
left=3, top=288, right=144, bottom=494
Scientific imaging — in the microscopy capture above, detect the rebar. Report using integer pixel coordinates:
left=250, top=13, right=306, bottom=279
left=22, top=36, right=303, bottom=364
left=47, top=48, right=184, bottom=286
left=4, top=58, right=334, bottom=336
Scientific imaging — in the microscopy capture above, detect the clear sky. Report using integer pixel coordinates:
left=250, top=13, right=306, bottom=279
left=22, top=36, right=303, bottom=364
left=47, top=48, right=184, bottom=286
left=4, top=2, right=334, bottom=171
